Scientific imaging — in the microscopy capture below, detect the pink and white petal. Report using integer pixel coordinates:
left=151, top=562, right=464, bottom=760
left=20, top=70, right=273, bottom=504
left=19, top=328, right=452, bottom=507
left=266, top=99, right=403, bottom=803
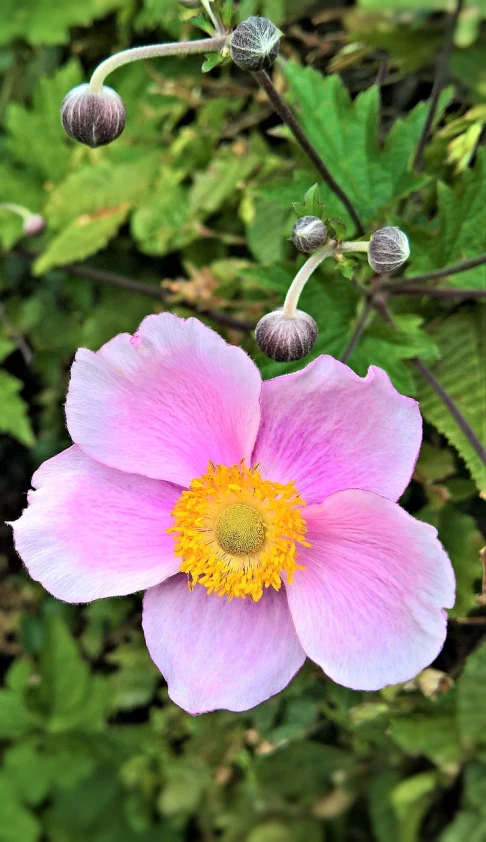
left=66, top=313, right=262, bottom=486
left=252, top=357, right=422, bottom=504
left=286, top=490, right=455, bottom=691
left=143, top=577, right=306, bottom=714
left=10, top=446, right=182, bottom=603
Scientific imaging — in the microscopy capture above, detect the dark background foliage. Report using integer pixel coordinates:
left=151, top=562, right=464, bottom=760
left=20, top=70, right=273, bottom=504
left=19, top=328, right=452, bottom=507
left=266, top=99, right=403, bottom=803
left=1, top=1, right=486, bottom=840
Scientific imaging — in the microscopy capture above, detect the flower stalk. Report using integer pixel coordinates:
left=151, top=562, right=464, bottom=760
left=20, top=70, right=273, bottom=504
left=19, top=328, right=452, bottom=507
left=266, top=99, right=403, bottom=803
left=282, top=240, right=370, bottom=318
left=88, top=35, right=228, bottom=93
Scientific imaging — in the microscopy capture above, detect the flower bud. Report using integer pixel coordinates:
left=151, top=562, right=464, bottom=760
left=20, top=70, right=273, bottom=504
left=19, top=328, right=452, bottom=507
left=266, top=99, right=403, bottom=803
left=23, top=214, right=45, bottom=237
left=292, top=216, right=328, bottom=253
left=367, top=226, right=410, bottom=275
left=255, top=308, right=317, bottom=363
left=230, top=16, right=281, bottom=72
left=61, top=84, right=126, bottom=148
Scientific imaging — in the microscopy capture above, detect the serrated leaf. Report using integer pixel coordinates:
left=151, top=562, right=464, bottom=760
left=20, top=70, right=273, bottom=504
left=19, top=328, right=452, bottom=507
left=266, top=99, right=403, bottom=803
left=191, top=142, right=261, bottom=214
left=282, top=66, right=451, bottom=229
left=416, top=310, right=486, bottom=494
left=0, top=369, right=35, bottom=446
left=44, top=155, right=160, bottom=230
left=407, top=150, right=486, bottom=289
left=5, top=61, right=82, bottom=182
left=348, top=313, right=438, bottom=395
left=0, top=0, right=124, bottom=46
left=131, top=169, right=194, bottom=256
left=34, top=204, right=130, bottom=274
left=457, top=641, right=486, bottom=749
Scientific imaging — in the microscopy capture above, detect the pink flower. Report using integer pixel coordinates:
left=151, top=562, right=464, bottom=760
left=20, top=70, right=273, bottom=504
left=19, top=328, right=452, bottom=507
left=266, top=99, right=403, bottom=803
left=11, top=314, right=455, bottom=714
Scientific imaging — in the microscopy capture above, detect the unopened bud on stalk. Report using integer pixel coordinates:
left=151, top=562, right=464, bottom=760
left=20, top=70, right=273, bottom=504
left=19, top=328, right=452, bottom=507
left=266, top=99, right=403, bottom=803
left=255, top=308, right=317, bottom=363
left=61, top=84, right=126, bottom=148
left=368, top=226, right=410, bottom=275
left=292, top=216, right=328, bottom=253
left=230, top=16, right=281, bottom=72
left=23, top=214, right=46, bottom=236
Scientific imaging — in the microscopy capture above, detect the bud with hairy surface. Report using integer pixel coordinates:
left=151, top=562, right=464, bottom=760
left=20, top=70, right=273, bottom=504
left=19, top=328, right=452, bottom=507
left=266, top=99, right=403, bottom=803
left=255, top=308, right=318, bottom=363
left=61, top=84, right=126, bottom=148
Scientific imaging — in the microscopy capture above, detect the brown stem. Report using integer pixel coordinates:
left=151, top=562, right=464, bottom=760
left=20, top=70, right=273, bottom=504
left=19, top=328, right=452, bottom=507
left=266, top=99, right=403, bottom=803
left=252, top=69, right=365, bottom=236
left=66, top=264, right=257, bottom=332
left=383, top=254, right=486, bottom=288
left=373, top=295, right=486, bottom=467
left=390, top=285, right=486, bottom=299
left=7, top=249, right=256, bottom=333
left=339, top=299, right=373, bottom=364
left=413, top=0, right=465, bottom=171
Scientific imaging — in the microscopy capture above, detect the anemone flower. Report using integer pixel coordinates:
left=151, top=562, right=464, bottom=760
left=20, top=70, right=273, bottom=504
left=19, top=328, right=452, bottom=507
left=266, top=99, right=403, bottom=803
left=11, top=314, right=455, bottom=714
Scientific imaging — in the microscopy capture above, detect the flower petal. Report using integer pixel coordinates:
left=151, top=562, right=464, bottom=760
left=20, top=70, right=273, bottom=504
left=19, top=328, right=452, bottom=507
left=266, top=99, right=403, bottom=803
left=252, top=357, right=422, bottom=504
left=66, top=314, right=262, bottom=486
left=143, top=577, right=306, bottom=714
left=286, top=489, right=455, bottom=691
left=10, top=446, right=182, bottom=603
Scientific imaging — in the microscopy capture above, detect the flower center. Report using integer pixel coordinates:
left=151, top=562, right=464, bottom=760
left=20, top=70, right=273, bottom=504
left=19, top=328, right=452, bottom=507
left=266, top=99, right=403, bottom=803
left=169, top=462, right=309, bottom=602
left=215, top=503, right=265, bottom=555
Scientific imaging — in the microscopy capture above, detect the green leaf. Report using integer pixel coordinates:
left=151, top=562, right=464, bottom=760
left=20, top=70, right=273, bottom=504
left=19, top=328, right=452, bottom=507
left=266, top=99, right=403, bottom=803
left=40, top=615, right=111, bottom=733
left=348, top=313, right=438, bottom=395
left=33, top=204, right=130, bottom=274
left=416, top=309, right=486, bottom=494
left=457, top=641, right=486, bottom=749
left=292, top=183, right=326, bottom=219
left=419, top=503, right=484, bottom=617
left=282, top=66, right=451, bottom=229
left=0, top=0, right=124, bottom=46
left=407, top=150, right=486, bottom=289
left=0, top=369, right=35, bottom=446
left=0, top=691, right=42, bottom=740
left=5, top=61, right=82, bottom=181
left=0, top=775, right=40, bottom=842
left=201, top=52, right=225, bottom=73
left=391, top=711, right=463, bottom=768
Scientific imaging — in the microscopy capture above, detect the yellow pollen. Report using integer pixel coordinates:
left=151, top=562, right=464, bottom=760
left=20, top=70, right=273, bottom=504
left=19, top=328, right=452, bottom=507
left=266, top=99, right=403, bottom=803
left=168, top=461, right=310, bottom=602
left=216, top=503, right=265, bottom=555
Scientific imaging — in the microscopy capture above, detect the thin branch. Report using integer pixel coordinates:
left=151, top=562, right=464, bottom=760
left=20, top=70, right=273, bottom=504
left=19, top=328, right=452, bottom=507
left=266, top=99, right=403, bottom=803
left=339, top=299, right=374, bottom=364
left=383, top=254, right=486, bottom=288
left=412, top=357, right=486, bottom=465
left=390, top=285, right=486, bottom=299
left=0, top=302, right=33, bottom=364
left=65, top=264, right=257, bottom=332
left=252, top=69, right=365, bottom=235
left=6, top=249, right=256, bottom=333
left=413, top=0, right=465, bottom=171
left=373, top=294, right=486, bottom=467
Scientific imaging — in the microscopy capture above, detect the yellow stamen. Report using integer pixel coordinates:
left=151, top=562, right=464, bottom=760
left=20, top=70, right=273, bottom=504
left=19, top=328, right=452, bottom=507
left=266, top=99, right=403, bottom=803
left=169, top=462, right=309, bottom=602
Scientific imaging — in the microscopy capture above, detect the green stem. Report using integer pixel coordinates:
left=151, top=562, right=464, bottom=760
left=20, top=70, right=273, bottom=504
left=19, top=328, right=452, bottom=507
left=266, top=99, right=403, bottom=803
left=88, top=36, right=227, bottom=93
left=282, top=244, right=335, bottom=318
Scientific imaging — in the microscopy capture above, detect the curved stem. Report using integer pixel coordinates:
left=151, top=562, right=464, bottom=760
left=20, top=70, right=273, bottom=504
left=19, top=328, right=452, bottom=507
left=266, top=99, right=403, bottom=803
left=0, top=202, right=31, bottom=220
left=282, top=243, right=334, bottom=318
left=88, top=36, right=227, bottom=93
left=201, top=0, right=223, bottom=34
left=252, top=70, right=365, bottom=236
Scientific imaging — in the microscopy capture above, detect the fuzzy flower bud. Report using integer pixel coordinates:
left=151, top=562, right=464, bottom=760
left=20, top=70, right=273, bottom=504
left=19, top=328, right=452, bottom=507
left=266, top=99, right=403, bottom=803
left=61, top=84, right=126, bottom=148
left=23, top=214, right=46, bottom=237
left=255, top=308, right=318, bottom=363
left=292, top=216, right=328, bottom=253
left=368, top=226, right=410, bottom=275
left=230, top=16, right=281, bottom=72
